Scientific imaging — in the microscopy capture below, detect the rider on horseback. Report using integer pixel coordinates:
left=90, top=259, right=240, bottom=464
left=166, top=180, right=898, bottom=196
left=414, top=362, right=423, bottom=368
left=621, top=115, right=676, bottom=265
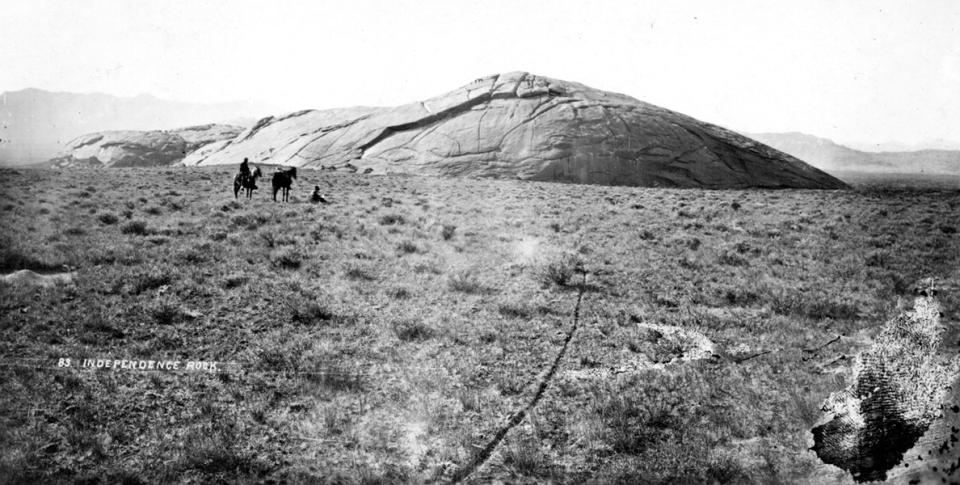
left=239, top=158, right=256, bottom=189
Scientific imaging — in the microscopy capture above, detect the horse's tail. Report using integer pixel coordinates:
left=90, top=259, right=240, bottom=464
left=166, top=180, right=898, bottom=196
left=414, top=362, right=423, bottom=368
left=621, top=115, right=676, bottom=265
left=233, top=174, right=241, bottom=198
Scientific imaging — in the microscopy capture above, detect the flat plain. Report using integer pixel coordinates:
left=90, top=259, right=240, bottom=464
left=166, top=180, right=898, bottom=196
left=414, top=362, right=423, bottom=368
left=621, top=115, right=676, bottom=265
left=1, top=166, right=958, bottom=484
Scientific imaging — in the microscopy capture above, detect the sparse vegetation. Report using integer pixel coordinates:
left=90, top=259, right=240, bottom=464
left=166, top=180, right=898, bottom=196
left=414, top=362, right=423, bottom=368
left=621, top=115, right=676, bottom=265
left=379, top=213, right=405, bottom=225
left=441, top=224, right=457, bottom=240
left=396, top=239, right=420, bottom=254
left=1, top=166, right=958, bottom=483
left=120, top=220, right=149, bottom=235
left=392, top=319, right=435, bottom=341
left=448, top=270, right=485, bottom=293
left=538, top=253, right=584, bottom=288
left=97, top=212, right=119, bottom=225
left=270, top=248, right=303, bottom=269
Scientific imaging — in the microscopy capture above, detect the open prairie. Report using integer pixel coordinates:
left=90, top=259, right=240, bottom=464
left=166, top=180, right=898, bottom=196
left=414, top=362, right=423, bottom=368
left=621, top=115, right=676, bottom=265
left=1, top=166, right=959, bottom=484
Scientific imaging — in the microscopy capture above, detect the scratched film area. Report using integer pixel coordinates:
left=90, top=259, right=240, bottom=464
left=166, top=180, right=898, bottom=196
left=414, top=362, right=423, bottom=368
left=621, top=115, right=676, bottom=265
left=1, top=166, right=959, bottom=483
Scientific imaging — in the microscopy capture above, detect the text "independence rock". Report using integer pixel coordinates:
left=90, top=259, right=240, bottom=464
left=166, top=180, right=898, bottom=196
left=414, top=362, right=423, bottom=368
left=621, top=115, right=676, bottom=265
left=56, top=358, right=221, bottom=372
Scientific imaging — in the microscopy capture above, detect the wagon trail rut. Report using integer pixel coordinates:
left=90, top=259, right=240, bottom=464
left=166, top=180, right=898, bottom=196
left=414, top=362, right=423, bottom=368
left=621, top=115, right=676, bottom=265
left=449, top=273, right=588, bottom=483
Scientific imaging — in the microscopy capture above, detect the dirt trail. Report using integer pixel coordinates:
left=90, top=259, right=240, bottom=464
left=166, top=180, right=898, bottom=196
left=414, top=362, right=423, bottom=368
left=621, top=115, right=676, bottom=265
left=449, top=274, right=588, bottom=483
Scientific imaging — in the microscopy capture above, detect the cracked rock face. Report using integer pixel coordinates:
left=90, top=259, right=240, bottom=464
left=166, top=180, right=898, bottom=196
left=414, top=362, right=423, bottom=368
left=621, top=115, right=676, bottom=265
left=184, top=72, right=848, bottom=189
left=812, top=294, right=960, bottom=482
left=50, top=124, right=242, bottom=168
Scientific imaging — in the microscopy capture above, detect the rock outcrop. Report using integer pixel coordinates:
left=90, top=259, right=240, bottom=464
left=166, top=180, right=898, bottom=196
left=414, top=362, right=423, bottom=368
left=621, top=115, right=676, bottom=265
left=184, top=72, right=848, bottom=189
left=0, top=87, right=269, bottom=165
left=0, top=270, right=76, bottom=289
left=50, top=124, right=242, bottom=168
left=812, top=284, right=960, bottom=482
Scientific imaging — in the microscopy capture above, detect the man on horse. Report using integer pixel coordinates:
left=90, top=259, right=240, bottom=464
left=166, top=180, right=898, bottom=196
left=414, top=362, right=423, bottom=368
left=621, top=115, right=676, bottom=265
left=239, top=158, right=254, bottom=188
left=234, top=158, right=262, bottom=199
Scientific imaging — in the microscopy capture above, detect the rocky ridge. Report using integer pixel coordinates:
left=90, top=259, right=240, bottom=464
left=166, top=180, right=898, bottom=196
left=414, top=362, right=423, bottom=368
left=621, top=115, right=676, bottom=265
left=183, top=72, right=848, bottom=189
left=50, top=124, right=242, bottom=168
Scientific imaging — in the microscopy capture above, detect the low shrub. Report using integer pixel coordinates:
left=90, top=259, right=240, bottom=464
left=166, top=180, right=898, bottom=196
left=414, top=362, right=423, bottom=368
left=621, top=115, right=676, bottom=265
left=98, top=213, right=119, bottom=225
left=379, top=214, right=405, bottom=225
left=392, top=319, right=435, bottom=341
left=441, top=224, right=456, bottom=240
left=448, top=270, right=485, bottom=293
left=537, top=254, right=584, bottom=288
left=270, top=248, right=303, bottom=269
left=121, top=220, right=149, bottom=235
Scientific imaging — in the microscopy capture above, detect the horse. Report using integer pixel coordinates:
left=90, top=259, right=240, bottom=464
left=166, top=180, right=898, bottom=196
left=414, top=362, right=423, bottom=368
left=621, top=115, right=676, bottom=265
left=272, top=167, right=297, bottom=202
left=233, top=167, right=262, bottom=199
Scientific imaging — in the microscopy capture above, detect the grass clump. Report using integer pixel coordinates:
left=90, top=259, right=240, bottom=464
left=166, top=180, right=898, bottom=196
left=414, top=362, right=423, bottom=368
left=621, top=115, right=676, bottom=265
left=121, top=220, right=149, bottom=235
left=766, top=288, right=859, bottom=320
left=388, top=286, right=411, bottom=299
left=392, top=319, right=435, bottom=341
left=290, top=300, right=340, bottom=326
left=150, top=299, right=184, bottom=325
left=270, top=248, right=304, bottom=269
left=344, top=264, right=377, bottom=281
left=441, top=224, right=457, bottom=240
left=448, top=270, right=486, bottom=294
left=130, top=266, right=173, bottom=294
left=379, top=214, right=405, bottom=225
left=97, top=212, right=119, bottom=225
left=498, top=302, right=534, bottom=319
left=396, top=240, right=420, bottom=254
left=537, top=253, right=585, bottom=288
left=501, top=436, right=549, bottom=477
left=717, top=251, right=749, bottom=267
left=220, top=273, right=248, bottom=289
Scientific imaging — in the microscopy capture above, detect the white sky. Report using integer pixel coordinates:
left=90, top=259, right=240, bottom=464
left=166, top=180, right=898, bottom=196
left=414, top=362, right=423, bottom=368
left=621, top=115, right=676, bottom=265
left=2, top=0, right=958, bottom=146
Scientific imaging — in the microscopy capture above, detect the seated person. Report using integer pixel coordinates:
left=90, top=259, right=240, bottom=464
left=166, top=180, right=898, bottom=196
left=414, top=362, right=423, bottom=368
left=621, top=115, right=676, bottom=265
left=310, top=186, right=328, bottom=204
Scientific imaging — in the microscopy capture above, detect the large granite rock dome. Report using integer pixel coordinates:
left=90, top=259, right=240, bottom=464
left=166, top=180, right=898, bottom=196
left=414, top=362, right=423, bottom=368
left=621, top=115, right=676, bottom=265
left=186, top=72, right=846, bottom=189
left=50, top=124, right=242, bottom=168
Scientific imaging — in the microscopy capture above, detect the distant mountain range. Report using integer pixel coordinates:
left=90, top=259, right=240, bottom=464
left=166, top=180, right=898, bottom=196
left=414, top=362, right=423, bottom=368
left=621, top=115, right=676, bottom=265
left=744, top=132, right=960, bottom=175
left=0, top=88, right=274, bottom=165
left=845, top=139, right=960, bottom=153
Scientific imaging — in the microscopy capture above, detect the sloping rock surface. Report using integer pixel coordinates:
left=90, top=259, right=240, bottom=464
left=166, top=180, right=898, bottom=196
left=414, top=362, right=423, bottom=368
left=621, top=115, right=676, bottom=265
left=50, top=124, right=242, bottom=168
left=185, top=72, right=848, bottom=189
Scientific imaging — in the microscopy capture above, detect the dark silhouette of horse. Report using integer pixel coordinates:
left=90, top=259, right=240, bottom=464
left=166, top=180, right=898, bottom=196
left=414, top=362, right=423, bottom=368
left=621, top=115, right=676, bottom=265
left=234, top=167, right=262, bottom=199
left=272, top=167, right=297, bottom=202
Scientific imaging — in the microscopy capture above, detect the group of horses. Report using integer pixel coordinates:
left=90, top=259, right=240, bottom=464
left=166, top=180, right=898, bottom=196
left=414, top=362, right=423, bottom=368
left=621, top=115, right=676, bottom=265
left=233, top=166, right=297, bottom=202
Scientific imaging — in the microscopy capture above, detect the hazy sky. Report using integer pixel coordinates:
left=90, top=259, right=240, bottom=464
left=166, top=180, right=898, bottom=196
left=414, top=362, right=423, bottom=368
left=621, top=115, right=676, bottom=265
left=3, top=0, right=958, bottom=147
